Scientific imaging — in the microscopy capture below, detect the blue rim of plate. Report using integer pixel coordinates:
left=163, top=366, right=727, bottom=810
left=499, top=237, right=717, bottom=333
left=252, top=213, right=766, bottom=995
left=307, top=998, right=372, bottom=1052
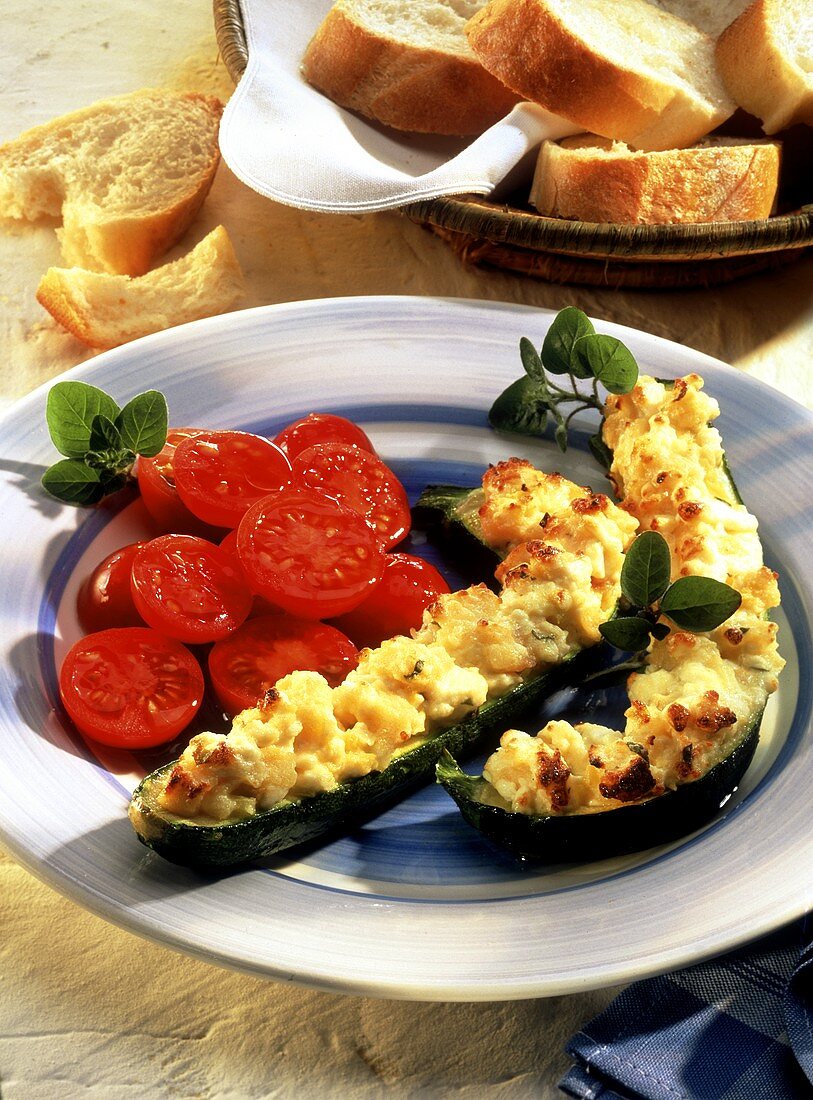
left=0, top=296, right=810, bottom=1000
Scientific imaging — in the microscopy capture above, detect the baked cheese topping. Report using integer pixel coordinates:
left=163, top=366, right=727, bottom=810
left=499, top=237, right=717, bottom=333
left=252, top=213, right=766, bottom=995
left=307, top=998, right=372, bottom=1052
left=154, top=460, right=638, bottom=824
left=480, top=375, right=784, bottom=817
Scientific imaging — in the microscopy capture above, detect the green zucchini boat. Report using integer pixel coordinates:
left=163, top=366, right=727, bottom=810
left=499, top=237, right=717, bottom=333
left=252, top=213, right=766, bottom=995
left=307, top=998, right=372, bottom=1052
left=130, top=649, right=591, bottom=869
left=412, top=483, right=502, bottom=585
left=436, top=373, right=784, bottom=863
left=436, top=708, right=763, bottom=863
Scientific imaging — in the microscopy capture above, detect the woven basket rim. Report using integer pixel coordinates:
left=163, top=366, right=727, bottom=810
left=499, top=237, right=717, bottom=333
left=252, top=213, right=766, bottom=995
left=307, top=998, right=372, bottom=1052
left=213, top=0, right=813, bottom=259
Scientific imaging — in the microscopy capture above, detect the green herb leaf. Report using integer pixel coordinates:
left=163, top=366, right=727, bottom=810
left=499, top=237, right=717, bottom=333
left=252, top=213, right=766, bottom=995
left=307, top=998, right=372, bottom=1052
left=46, top=382, right=121, bottom=458
left=660, top=576, right=742, bottom=632
left=599, top=616, right=653, bottom=652
left=489, top=308, right=641, bottom=451
left=489, top=376, right=550, bottom=435
left=541, top=307, right=595, bottom=376
left=621, top=531, right=672, bottom=607
left=41, top=460, right=104, bottom=505
left=588, top=431, right=613, bottom=470
left=115, top=390, right=168, bottom=457
left=574, top=334, right=638, bottom=395
left=519, top=337, right=546, bottom=382
left=554, top=421, right=568, bottom=452
left=88, top=413, right=122, bottom=453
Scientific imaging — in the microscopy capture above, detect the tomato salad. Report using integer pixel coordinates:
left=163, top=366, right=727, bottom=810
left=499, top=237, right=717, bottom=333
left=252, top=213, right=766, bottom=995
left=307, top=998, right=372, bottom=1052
left=59, top=413, right=450, bottom=750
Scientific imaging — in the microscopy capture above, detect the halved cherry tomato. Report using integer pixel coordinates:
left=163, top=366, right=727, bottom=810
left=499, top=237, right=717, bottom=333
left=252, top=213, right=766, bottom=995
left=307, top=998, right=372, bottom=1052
left=331, top=553, right=451, bottom=649
left=237, top=488, right=386, bottom=619
left=292, top=443, right=410, bottom=549
left=173, top=429, right=293, bottom=529
left=218, top=529, right=279, bottom=619
left=136, top=427, right=222, bottom=537
left=217, top=528, right=243, bottom=573
left=130, top=534, right=253, bottom=643
left=208, top=614, right=359, bottom=715
left=77, top=542, right=146, bottom=633
left=274, top=412, right=375, bottom=461
left=59, top=627, right=204, bottom=748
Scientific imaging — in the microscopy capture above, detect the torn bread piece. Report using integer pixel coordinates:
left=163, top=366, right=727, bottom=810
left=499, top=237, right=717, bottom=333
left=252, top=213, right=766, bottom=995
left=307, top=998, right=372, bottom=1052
left=37, top=225, right=245, bottom=349
left=0, top=90, right=223, bottom=275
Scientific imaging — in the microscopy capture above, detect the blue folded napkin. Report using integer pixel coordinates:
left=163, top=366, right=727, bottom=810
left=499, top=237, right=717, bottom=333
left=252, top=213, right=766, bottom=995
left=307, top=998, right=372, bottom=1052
left=560, top=916, right=813, bottom=1100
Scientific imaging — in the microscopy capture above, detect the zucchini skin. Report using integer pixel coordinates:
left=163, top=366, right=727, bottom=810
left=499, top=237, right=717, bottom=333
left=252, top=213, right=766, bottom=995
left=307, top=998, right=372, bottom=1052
left=435, top=707, right=764, bottom=863
left=130, top=647, right=595, bottom=869
left=412, top=484, right=502, bottom=588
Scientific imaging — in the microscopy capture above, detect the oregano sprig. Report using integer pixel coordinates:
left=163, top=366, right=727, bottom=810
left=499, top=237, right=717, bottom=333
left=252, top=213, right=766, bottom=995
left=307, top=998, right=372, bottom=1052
left=489, top=306, right=638, bottom=457
left=42, top=381, right=168, bottom=505
left=599, top=531, right=742, bottom=652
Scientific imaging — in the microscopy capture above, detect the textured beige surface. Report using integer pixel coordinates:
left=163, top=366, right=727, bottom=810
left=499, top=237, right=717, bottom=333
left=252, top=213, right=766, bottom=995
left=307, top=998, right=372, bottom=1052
left=1, top=3, right=812, bottom=1098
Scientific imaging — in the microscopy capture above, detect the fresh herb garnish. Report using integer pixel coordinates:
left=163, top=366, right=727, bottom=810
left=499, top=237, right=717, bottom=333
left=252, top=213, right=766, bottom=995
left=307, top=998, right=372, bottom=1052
left=599, top=531, right=742, bottom=652
left=489, top=307, right=638, bottom=455
left=42, top=381, right=168, bottom=505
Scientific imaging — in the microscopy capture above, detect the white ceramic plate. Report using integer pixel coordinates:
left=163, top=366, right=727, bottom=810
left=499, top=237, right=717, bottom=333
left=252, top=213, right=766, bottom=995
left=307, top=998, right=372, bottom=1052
left=0, top=296, right=809, bottom=1001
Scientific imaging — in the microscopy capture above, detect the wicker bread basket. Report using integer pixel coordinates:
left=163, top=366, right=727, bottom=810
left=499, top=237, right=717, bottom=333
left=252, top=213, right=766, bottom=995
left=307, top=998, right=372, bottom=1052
left=213, top=0, right=813, bottom=289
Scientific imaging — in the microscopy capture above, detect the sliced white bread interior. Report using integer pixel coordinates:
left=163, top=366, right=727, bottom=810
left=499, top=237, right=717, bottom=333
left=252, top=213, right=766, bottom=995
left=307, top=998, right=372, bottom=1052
left=301, top=0, right=519, bottom=135
left=716, top=0, right=813, bottom=134
left=465, top=0, right=736, bottom=150
left=0, top=91, right=223, bottom=276
left=648, top=0, right=751, bottom=37
left=529, top=134, right=780, bottom=223
left=36, top=225, right=245, bottom=349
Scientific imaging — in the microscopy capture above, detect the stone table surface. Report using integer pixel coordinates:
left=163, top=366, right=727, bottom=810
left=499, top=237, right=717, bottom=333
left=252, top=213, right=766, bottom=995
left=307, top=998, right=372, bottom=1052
left=0, top=4, right=811, bottom=1098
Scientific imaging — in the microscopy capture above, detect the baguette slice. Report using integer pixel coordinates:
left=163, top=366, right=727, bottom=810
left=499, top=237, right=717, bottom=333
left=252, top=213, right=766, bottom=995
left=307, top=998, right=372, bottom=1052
left=716, top=0, right=813, bottom=134
left=301, top=0, right=519, bottom=135
left=466, top=0, right=736, bottom=150
left=530, top=135, right=780, bottom=223
left=0, top=91, right=223, bottom=276
left=649, top=0, right=751, bottom=37
left=36, top=226, right=245, bottom=349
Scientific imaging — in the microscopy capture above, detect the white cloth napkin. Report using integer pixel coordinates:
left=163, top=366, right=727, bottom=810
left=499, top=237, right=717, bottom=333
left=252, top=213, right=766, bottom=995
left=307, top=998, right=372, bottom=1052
left=218, top=0, right=580, bottom=214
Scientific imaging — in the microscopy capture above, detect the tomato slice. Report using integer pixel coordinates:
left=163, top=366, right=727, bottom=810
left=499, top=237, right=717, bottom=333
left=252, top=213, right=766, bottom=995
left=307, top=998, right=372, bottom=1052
left=208, top=614, right=359, bottom=715
left=77, top=541, right=146, bottom=633
left=173, top=429, right=293, bottom=529
left=274, top=412, right=375, bottom=461
left=136, top=427, right=223, bottom=537
left=292, top=443, right=410, bottom=549
left=331, top=552, right=451, bottom=649
left=59, top=627, right=204, bottom=748
left=237, top=488, right=386, bottom=619
left=130, top=534, right=253, bottom=643
left=218, top=529, right=279, bottom=619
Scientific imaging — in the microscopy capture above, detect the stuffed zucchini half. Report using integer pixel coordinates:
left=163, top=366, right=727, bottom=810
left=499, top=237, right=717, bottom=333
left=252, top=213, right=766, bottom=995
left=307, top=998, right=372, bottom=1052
left=437, top=373, right=785, bottom=862
left=129, top=462, right=637, bottom=868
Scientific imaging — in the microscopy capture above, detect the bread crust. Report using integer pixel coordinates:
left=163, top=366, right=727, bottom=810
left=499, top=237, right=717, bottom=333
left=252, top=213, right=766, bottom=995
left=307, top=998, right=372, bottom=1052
left=0, top=91, right=223, bottom=276
left=530, top=137, right=780, bottom=223
left=716, top=0, right=813, bottom=134
left=302, top=4, right=519, bottom=135
left=466, top=0, right=734, bottom=150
